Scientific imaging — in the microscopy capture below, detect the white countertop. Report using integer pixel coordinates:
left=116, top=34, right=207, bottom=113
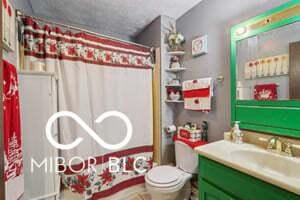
left=195, top=140, right=300, bottom=195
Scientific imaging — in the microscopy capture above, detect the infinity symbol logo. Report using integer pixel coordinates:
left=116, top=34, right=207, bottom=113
left=45, top=111, right=133, bottom=150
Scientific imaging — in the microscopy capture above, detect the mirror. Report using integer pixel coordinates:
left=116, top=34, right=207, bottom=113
left=236, top=21, right=300, bottom=101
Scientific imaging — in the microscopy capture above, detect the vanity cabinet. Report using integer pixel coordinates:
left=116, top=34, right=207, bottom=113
left=231, top=1, right=300, bottom=138
left=199, top=178, right=235, bottom=200
left=198, top=156, right=300, bottom=200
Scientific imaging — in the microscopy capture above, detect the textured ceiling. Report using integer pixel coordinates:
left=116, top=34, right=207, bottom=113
left=14, top=0, right=202, bottom=40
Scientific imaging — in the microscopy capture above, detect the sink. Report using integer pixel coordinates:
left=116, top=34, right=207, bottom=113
left=195, top=140, right=300, bottom=194
left=231, top=149, right=300, bottom=180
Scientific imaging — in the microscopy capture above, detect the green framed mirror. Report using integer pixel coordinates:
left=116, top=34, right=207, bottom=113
left=231, top=0, right=300, bottom=138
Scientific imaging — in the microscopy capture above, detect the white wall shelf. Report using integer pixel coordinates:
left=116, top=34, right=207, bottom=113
left=165, top=100, right=184, bottom=103
left=165, top=68, right=187, bottom=72
left=167, top=51, right=186, bottom=56
left=165, top=84, right=182, bottom=87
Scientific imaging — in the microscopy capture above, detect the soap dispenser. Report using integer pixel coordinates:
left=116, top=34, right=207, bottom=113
left=232, top=121, right=243, bottom=144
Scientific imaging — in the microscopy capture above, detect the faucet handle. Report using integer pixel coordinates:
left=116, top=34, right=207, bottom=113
left=284, top=142, right=293, bottom=157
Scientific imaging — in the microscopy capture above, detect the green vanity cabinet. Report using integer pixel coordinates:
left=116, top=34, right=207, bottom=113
left=198, top=156, right=300, bottom=200
left=231, top=1, right=300, bottom=138
left=199, top=178, right=236, bottom=200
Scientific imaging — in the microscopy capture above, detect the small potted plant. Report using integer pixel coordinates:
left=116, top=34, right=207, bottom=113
left=166, top=24, right=185, bottom=51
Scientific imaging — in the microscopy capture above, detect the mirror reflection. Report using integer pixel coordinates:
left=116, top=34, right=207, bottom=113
left=236, top=21, right=300, bottom=101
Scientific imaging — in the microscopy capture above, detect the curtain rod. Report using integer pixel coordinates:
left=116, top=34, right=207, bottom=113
left=16, top=10, right=151, bottom=49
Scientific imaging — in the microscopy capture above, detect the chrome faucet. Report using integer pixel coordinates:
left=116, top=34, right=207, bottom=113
left=267, top=137, right=293, bottom=157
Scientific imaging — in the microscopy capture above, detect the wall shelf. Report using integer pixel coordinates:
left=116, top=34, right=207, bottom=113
left=244, top=74, right=288, bottom=80
left=165, top=100, right=184, bottom=103
left=165, top=68, right=187, bottom=72
left=167, top=51, right=186, bottom=56
left=165, top=84, right=182, bottom=87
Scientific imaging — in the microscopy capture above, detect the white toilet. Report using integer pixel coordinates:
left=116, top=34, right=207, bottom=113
left=145, top=141, right=198, bottom=200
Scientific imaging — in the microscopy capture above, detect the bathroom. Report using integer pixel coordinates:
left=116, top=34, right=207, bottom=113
left=1, top=0, right=300, bottom=199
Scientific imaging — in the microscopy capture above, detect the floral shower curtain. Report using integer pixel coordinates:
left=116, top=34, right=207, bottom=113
left=22, top=17, right=153, bottom=199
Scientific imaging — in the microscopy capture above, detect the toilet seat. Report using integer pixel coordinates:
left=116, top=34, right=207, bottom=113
left=146, top=166, right=186, bottom=188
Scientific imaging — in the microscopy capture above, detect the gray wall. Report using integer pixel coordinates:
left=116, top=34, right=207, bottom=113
left=176, top=0, right=289, bottom=142
left=135, top=17, right=162, bottom=48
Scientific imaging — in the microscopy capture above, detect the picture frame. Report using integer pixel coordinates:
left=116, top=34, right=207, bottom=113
left=192, top=35, right=208, bottom=56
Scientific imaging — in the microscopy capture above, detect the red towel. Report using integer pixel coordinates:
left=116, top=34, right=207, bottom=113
left=173, top=135, right=208, bottom=149
left=182, top=78, right=212, bottom=111
left=254, top=83, right=278, bottom=100
left=3, top=60, right=23, bottom=181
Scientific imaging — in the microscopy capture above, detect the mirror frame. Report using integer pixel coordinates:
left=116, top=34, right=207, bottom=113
left=231, top=1, right=300, bottom=138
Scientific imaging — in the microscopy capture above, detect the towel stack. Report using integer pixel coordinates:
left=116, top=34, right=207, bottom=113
left=182, top=78, right=213, bottom=112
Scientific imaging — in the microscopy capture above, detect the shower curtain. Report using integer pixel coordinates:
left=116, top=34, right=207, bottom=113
left=22, top=17, right=153, bottom=199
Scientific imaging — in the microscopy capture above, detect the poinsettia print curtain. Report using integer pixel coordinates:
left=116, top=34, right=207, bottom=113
left=3, top=60, right=24, bottom=200
left=22, top=17, right=154, bottom=199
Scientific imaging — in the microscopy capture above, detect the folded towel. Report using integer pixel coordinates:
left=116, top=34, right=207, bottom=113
left=254, top=83, right=278, bottom=100
left=182, top=78, right=213, bottom=112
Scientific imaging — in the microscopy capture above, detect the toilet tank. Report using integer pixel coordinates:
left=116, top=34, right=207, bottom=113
left=175, top=141, right=198, bottom=174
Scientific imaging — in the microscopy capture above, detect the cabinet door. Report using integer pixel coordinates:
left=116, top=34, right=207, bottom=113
left=19, top=74, right=58, bottom=200
left=199, top=179, right=236, bottom=200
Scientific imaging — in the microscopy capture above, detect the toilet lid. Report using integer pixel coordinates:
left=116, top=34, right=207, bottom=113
left=147, top=166, right=182, bottom=186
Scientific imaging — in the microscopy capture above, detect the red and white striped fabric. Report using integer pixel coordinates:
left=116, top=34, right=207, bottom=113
left=22, top=17, right=152, bottom=70
left=182, top=78, right=213, bottom=112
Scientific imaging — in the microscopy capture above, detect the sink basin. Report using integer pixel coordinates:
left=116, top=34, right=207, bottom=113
left=231, top=149, right=300, bottom=180
left=195, top=140, right=300, bottom=194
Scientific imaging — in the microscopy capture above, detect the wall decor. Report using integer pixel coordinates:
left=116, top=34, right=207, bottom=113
left=192, top=35, right=208, bottom=56
left=166, top=23, right=185, bottom=51
left=2, top=0, right=15, bottom=51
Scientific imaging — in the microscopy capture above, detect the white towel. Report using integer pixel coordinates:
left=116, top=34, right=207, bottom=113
left=182, top=78, right=213, bottom=111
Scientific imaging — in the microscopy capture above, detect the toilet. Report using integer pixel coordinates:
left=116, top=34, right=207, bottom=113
left=145, top=141, right=198, bottom=200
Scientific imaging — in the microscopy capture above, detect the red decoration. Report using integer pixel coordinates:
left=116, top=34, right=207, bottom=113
left=22, top=17, right=152, bottom=69
left=71, top=174, right=90, bottom=194
left=87, top=49, right=94, bottom=59
left=254, top=83, right=278, bottom=100
left=99, top=168, right=113, bottom=185
left=173, top=135, right=208, bottom=149
left=121, top=56, right=128, bottom=63
left=3, top=60, right=23, bottom=181
left=179, top=129, right=191, bottom=139
left=183, top=88, right=210, bottom=98
left=136, top=58, right=142, bottom=65
left=37, top=41, right=44, bottom=52
left=49, top=43, right=57, bottom=53
left=105, top=53, right=112, bottom=62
